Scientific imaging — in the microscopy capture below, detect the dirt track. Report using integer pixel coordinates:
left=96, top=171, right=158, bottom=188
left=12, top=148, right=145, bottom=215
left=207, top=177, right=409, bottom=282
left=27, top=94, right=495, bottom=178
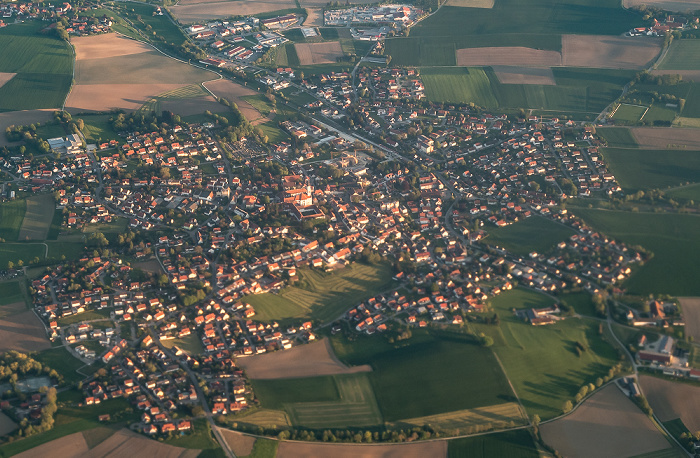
left=630, top=127, right=700, bottom=149
left=493, top=66, right=556, bottom=85
left=456, top=47, right=561, bottom=67
left=540, top=385, right=671, bottom=458
left=294, top=42, right=343, bottom=65
left=562, top=35, right=662, bottom=69
left=238, top=338, right=372, bottom=379
left=277, top=440, right=447, bottom=458
left=640, top=375, right=700, bottom=431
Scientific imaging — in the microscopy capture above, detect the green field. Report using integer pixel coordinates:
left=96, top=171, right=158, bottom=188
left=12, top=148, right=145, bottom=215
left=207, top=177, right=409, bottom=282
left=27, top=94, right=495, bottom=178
left=332, top=332, right=516, bottom=422
left=569, top=208, right=700, bottom=296
left=658, top=40, right=700, bottom=70
left=164, top=418, right=222, bottom=451
left=79, top=114, right=123, bottom=143
left=32, top=347, right=87, bottom=385
left=642, top=105, right=678, bottom=123
left=0, top=198, right=26, bottom=241
left=0, top=22, right=73, bottom=111
left=558, top=291, right=597, bottom=316
left=0, top=280, right=25, bottom=306
left=597, top=127, right=638, bottom=148
left=117, top=2, right=189, bottom=45
left=0, top=243, right=46, bottom=269
left=486, top=288, right=620, bottom=419
left=483, top=215, right=575, bottom=255
left=666, top=182, right=700, bottom=202
left=252, top=376, right=340, bottom=410
left=243, top=263, right=395, bottom=323
left=600, top=147, right=700, bottom=190
left=421, top=67, right=634, bottom=114
left=20, top=194, right=55, bottom=240
left=448, top=429, right=540, bottom=458
left=612, top=104, right=647, bottom=123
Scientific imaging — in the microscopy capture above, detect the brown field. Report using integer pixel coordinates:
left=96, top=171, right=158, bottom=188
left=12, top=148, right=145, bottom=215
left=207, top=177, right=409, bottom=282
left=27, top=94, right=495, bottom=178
left=204, top=79, right=264, bottom=123
left=630, top=127, right=700, bottom=149
left=133, top=259, right=164, bottom=275
left=391, top=402, right=527, bottom=433
left=19, top=194, right=55, bottom=241
left=624, top=0, right=700, bottom=13
left=71, top=33, right=150, bottom=60
left=0, top=309, right=50, bottom=353
left=170, top=0, right=295, bottom=23
left=277, top=440, right=447, bottom=458
left=680, top=297, right=700, bottom=341
left=640, top=375, right=700, bottom=431
left=295, top=41, right=343, bottom=65
left=562, top=35, right=662, bottom=69
left=221, top=429, right=256, bottom=456
left=653, top=69, right=700, bottom=82
left=304, top=7, right=323, bottom=27
left=456, top=47, right=562, bottom=67
left=446, top=0, right=494, bottom=7
left=0, top=412, right=17, bottom=436
left=493, top=66, right=556, bottom=85
left=15, top=432, right=88, bottom=458
left=0, top=72, right=16, bottom=89
left=161, top=95, right=226, bottom=116
left=82, top=428, right=199, bottom=458
left=238, top=338, right=371, bottom=379
left=540, top=385, right=671, bottom=458
left=0, top=110, right=55, bottom=147
left=67, top=83, right=188, bottom=112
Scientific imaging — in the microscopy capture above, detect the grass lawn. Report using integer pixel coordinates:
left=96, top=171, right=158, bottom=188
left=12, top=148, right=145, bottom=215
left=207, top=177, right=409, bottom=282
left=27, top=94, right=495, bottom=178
left=642, top=105, right=678, bottom=123
left=658, top=40, right=700, bottom=70
left=34, top=122, right=67, bottom=140
left=597, top=127, right=638, bottom=148
left=32, top=347, right=88, bottom=386
left=448, top=429, right=539, bottom=458
left=488, top=288, right=621, bottom=419
left=79, top=114, right=123, bottom=143
left=612, top=104, right=647, bottom=123
left=161, top=334, right=204, bottom=354
left=0, top=280, right=26, bottom=307
left=483, top=215, right=575, bottom=255
left=0, top=198, right=26, bottom=241
left=569, top=208, right=700, bottom=296
left=243, top=263, right=396, bottom=324
left=58, top=309, right=112, bottom=326
left=558, top=291, right=597, bottom=316
left=600, top=147, right=700, bottom=191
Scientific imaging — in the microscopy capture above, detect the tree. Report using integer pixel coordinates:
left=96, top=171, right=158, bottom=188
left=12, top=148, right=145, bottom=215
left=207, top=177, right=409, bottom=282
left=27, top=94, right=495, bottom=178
left=562, top=400, right=573, bottom=413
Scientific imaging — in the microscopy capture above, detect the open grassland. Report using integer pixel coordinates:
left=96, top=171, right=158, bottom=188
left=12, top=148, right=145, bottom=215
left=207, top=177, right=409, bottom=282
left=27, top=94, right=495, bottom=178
left=639, top=375, right=700, bottom=432
left=570, top=208, right=700, bottom=296
left=0, top=243, right=45, bottom=269
left=243, top=263, right=395, bottom=323
left=252, top=375, right=340, bottom=410
left=643, top=105, right=678, bottom=123
left=393, top=402, right=527, bottom=433
left=559, top=291, right=598, bottom=316
left=540, top=384, right=672, bottom=458
left=118, top=2, right=189, bottom=46
left=18, top=194, right=55, bottom=241
left=483, top=215, right=575, bottom=255
left=448, top=430, right=539, bottom=458
left=598, top=127, right=639, bottom=148
left=160, top=334, right=204, bottom=355
left=631, top=127, right=700, bottom=149
left=488, top=288, right=621, bottom=420
left=0, top=198, right=26, bottom=241
left=0, top=22, right=72, bottom=111
left=658, top=40, right=700, bottom=70
left=600, top=147, right=700, bottom=190
left=422, top=67, right=634, bottom=115
left=612, top=104, right=647, bottom=123
left=277, top=440, right=447, bottom=458
left=238, top=338, right=371, bottom=379
left=0, top=413, right=17, bottom=437
left=79, top=114, right=123, bottom=143
left=446, top=0, right=494, bottom=6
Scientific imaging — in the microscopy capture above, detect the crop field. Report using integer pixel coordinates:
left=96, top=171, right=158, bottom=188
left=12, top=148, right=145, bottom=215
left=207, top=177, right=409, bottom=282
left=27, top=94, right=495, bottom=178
left=642, top=105, right=678, bottom=123
left=0, top=110, right=54, bottom=147
left=277, top=441, right=447, bottom=458
left=448, top=430, right=539, bottom=458
left=18, top=194, right=55, bottom=241
left=233, top=409, right=291, bottom=429
left=0, top=22, right=73, bottom=111
left=170, top=0, right=296, bottom=23
left=598, top=127, right=638, bottom=148
left=294, top=42, right=343, bottom=65
left=117, top=2, right=189, bottom=46
left=0, top=281, right=26, bottom=307
left=658, top=40, right=700, bottom=70
left=243, top=263, right=395, bottom=323
left=631, top=127, right=700, bottom=149
left=540, top=384, right=672, bottom=458
left=0, top=243, right=45, bottom=269
left=238, top=338, right=371, bottom=379
left=0, top=304, right=49, bottom=353
left=624, top=0, right=700, bottom=13
left=640, top=375, right=700, bottom=432
left=447, top=0, right=494, bottom=7
left=600, top=147, right=700, bottom=190
left=493, top=66, right=556, bottom=85
left=483, top=215, right=575, bottom=255
left=666, top=182, right=700, bottom=202
left=570, top=208, right=700, bottom=296
left=455, top=47, right=561, bottom=67
left=0, top=198, right=26, bottom=241
left=612, top=104, right=647, bottom=123
left=562, top=35, right=661, bottom=69
left=204, top=79, right=265, bottom=124
left=393, top=402, right=527, bottom=433
left=488, top=288, right=620, bottom=419
left=221, top=429, right=256, bottom=457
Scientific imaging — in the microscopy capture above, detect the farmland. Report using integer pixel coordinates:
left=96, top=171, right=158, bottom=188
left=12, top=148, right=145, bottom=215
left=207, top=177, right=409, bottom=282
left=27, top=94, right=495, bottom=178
left=600, top=147, right=700, bottom=190
left=597, top=127, right=639, bottom=148
left=276, top=440, right=447, bottom=458
left=483, top=215, right=575, bottom=255
left=612, top=104, right=647, bottom=123
left=242, top=263, right=395, bottom=323
left=18, top=194, right=55, bottom=241
left=570, top=208, right=700, bottom=296
left=658, top=40, right=700, bottom=71
left=487, top=288, right=621, bottom=419
left=540, top=384, right=672, bottom=458
left=639, top=375, right=700, bottom=432
left=0, top=22, right=73, bottom=111
left=294, top=42, right=343, bottom=65
left=630, top=127, right=700, bottom=150
left=679, top=298, right=700, bottom=342
left=0, top=198, right=26, bottom=241
left=447, top=430, right=539, bottom=458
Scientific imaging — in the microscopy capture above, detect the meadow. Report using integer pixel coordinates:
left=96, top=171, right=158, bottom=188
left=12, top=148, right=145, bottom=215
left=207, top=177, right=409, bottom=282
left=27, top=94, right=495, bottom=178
left=570, top=208, right=700, bottom=296
left=0, top=281, right=26, bottom=307
left=0, top=22, right=72, bottom=111
left=483, top=215, right=575, bottom=255
left=486, top=288, right=621, bottom=419
left=0, top=198, right=26, bottom=241
left=666, top=182, right=700, bottom=202
left=597, top=127, right=638, bottom=148
left=116, top=2, right=189, bottom=45
left=447, top=430, right=539, bottom=458
left=600, top=147, right=700, bottom=190
left=612, top=103, right=647, bottom=123
left=243, top=263, right=395, bottom=323
left=658, top=40, right=700, bottom=70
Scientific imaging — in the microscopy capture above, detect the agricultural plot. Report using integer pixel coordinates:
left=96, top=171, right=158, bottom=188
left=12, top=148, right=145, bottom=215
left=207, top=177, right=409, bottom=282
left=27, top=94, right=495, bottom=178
left=631, top=127, right=700, bottom=149
left=0, top=22, right=73, bottom=111
left=493, top=66, right=556, bottom=85
left=234, top=409, right=291, bottom=429
left=447, top=430, right=539, bottom=458
left=0, top=412, right=17, bottom=437
left=294, top=42, right=343, bottom=65
left=639, top=375, right=700, bottom=432
left=238, top=338, right=371, bottom=379
left=141, top=84, right=226, bottom=117
left=0, top=243, right=46, bottom=269
left=243, top=263, right=395, bottom=323
left=483, top=215, right=575, bottom=255
left=14, top=432, right=89, bottom=458
left=666, top=182, right=700, bottom=202
left=680, top=298, right=700, bottom=342
left=623, top=0, right=700, bottom=13
left=455, top=47, right=561, bottom=67
left=597, top=127, right=639, bottom=148
left=446, top=0, right=494, bottom=6
left=84, top=428, right=200, bottom=458
left=0, top=308, right=49, bottom=353
left=277, top=441, right=447, bottom=458
left=0, top=109, right=54, bottom=147
left=658, top=40, right=700, bottom=70
left=170, top=0, right=296, bottom=23
left=540, top=385, right=672, bottom=458
left=221, top=429, right=256, bottom=457
left=0, top=281, right=26, bottom=307
left=562, top=35, right=662, bottom=69
left=204, top=79, right=265, bottom=124
left=0, top=198, right=26, bottom=241
left=600, top=147, right=700, bottom=190
left=393, top=402, right=527, bottom=433
left=612, top=104, right=647, bottom=123
left=488, top=288, right=620, bottom=419
left=570, top=208, right=700, bottom=296
left=18, top=194, right=55, bottom=241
